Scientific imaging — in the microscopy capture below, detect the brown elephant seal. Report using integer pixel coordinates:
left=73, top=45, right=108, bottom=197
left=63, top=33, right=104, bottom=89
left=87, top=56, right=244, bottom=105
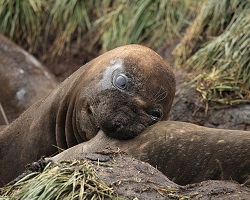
left=0, top=34, right=58, bottom=123
left=0, top=44, right=175, bottom=186
left=51, top=121, right=250, bottom=186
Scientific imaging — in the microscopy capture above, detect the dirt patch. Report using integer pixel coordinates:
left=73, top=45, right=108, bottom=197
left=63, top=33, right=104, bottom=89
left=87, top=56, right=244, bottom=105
left=170, top=68, right=250, bottom=130
left=184, top=180, right=250, bottom=199
left=44, top=43, right=100, bottom=82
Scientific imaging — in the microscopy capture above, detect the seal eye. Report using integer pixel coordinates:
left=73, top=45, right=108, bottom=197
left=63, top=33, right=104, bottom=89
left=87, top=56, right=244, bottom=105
left=113, top=74, right=128, bottom=90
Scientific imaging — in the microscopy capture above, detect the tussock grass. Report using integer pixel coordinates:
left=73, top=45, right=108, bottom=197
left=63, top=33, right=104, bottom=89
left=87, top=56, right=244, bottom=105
left=173, top=0, right=250, bottom=104
left=92, top=0, right=199, bottom=52
left=46, top=0, right=93, bottom=58
left=0, top=0, right=94, bottom=58
left=0, top=0, right=44, bottom=52
left=173, top=0, right=247, bottom=65
left=0, top=160, right=115, bottom=200
left=0, top=0, right=199, bottom=58
left=188, top=12, right=250, bottom=104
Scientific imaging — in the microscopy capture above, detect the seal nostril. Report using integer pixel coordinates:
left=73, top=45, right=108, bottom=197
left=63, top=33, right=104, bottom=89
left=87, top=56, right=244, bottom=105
left=149, top=109, right=162, bottom=121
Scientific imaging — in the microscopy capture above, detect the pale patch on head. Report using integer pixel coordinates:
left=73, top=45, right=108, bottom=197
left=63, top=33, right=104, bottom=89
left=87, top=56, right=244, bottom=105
left=16, top=88, right=26, bottom=101
left=167, top=133, right=174, bottom=140
left=190, top=135, right=201, bottom=142
left=179, top=129, right=185, bottom=133
left=98, top=59, right=124, bottom=89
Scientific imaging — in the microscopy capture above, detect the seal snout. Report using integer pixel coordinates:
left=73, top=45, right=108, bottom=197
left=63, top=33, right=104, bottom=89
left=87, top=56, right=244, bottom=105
left=134, top=96, right=163, bottom=123
left=97, top=101, right=163, bottom=140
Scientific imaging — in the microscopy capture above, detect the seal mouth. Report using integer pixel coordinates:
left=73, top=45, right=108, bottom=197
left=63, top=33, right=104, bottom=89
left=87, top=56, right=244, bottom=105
left=103, top=122, right=147, bottom=140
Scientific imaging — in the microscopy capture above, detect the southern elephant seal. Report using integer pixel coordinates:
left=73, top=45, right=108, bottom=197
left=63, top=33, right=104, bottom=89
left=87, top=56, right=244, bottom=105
left=0, top=44, right=175, bottom=186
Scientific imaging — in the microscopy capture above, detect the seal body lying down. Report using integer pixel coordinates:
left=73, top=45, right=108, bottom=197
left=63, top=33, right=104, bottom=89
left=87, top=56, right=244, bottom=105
left=51, top=121, right=250, bottom=186
left=0, top=44, right=175, bottom=186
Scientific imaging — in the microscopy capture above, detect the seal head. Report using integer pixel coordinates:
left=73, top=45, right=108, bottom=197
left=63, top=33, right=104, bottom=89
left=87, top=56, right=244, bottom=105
left=76, top=45, right=175, bottom=139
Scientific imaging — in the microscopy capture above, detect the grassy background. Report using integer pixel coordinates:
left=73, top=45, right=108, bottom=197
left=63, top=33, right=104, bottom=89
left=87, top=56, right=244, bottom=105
left=0, top=0, right=199, bottom=57
left=0, top=0, right=249, bottom=105
left=174, top=0, right=250, bottom=105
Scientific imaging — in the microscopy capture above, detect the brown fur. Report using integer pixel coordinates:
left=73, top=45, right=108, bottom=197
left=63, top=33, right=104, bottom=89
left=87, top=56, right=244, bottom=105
left=0, top=45, right=175, bottom=186
left=52, top=121, right=250, bottom=186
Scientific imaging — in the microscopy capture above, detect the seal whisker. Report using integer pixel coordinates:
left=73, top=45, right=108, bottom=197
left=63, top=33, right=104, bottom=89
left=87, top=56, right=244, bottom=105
left=154, top=86, right=166, bottom=100
left=154, top=87, right=162, bottom=99
left=154, top=86, right=168, bottom=102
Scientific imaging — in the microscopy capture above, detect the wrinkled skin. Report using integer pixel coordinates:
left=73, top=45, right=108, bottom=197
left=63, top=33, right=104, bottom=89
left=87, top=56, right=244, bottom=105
left=0, top=45, right=175, bottom=186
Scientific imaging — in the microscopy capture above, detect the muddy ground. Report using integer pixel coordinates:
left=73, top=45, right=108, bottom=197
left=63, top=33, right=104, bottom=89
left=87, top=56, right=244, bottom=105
left=2, top=149, right=250, bottom=199
left=170, top=68, right=250, bottom=131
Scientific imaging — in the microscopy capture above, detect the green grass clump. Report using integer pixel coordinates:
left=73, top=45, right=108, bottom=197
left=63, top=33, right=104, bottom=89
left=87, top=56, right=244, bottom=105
left=173, top=0, right=250, bottom=104
left=0, top=0, right=44, bottom=52
left=173, top=0, right=247, bottom=64
left=0, top=160, right=115, bottom=200
left=0, top=0, right=199, bottom=59
left=92, top=0, right=199, bottom=52
left=46, top=0, right=93, bottom=58
left=188, top=12, right=250, bottom=104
